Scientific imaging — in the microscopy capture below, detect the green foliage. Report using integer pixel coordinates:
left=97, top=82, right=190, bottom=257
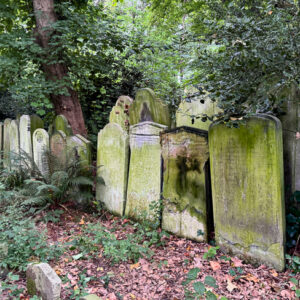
left=203, top=246, right=220, bottom=260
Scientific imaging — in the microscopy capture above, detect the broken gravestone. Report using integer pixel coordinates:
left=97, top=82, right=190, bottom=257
left=161, top=126, right=212, bottom=242
left=26, top=263, right=61, bottom=300
left=109, top=95, right=133, bottom=131
left=97, top=123, right=129, bottom=216
left=209, top=114, right=285, bottom=271
left=125, top=121, right=167, bottom=221
left=3, top=118, right=11, bottom=169
left=33, top=129, right=50, bottom=176
left=129, top=88, right=171, bottom=127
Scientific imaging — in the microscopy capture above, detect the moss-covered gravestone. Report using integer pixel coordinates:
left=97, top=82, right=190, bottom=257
left=50, top=130, right=67, bottom=171
left=161, top=127, right=211, bottom=242
left=97, top=123, right=129, bottom=216
left=129, top=88, right=171, bottom=127
left=30, top=115, right=44, bottom=139
left=3, top=118, right=11, bottom=169
left=209, top=114, right=285, bottom=271
left=109, top=96, right=133, bottom=131
left=125, top=121, right=167, bottom=221
left=9, top=120, right=20, bottom=169
left=50, top=115, right=73, bottom=137
left=176, top=97, right=221, bottom=131
left=33, top=129, right=50, bottom=176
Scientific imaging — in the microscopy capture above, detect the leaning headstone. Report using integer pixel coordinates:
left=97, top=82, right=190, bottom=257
left=209, top=114, right=285, bottom=271
left=3, top=118, right=11, bottom=169
left=20, top=115, right=33, bottom=159
left=50, top=130, right=67, bottom=171
left=9, top=120, right=20, bottom=168
left=125, top=121, right=167, bottom=221
left=97, top=123, right=129, bottom=216
left=129, top=88, right=171, bottom=127
left=161, top=127, right=211, bottom=242
left=26, top=263, right=61, bottom=300
left=176, top=97, right=221, bottom=131
left=52, top=115, right=73, bottom=136
left=33, top=129, right=50, bottom=176
left=109, top=96, right=133, bottom=131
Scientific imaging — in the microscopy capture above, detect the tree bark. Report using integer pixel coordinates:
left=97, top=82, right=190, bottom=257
left=33, top=0, right=87, bottom=136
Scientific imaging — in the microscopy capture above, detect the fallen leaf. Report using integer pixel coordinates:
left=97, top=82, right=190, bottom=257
left=268, top=10, right=273, bottom=15
left=244, top=273, right=259, bottom=283
left=79, top=218, right=85, bottom=225
left=231, top=257, right=243, bottom=267
left=270, top=269, right=278, bottom=277
left=209, top=261, right=221, bottom=271
left=226, top=279, right=237, bottom=292
left=130, top=262, right=140, bottom=270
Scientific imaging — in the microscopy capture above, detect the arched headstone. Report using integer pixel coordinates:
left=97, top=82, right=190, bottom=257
left=97, top=123, right=129, bottom=216
left=3, top=118, right=11, bottom=169
left=51, top=115, right=73, bottom=137
left=209, top=114, right=285, bottom=271
left=125, top=121, right=167, bottom=221
left=33, top=129, right=50, bottom=176
left=50, top=130, right=67, bottom=171
left=161, top=127, right=211, bottom=242
left=129, top=88, right=171, bottom=127
left=109, top=96, right=133, bottom=131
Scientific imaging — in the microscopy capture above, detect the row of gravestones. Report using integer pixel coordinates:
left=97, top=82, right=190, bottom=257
left=97, top=88, right=299, bottom=272
left=0, top=114, right=91, bottom=177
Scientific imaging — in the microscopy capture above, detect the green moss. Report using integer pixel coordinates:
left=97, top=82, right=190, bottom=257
left=54, top=115, right=73, bottom=136
left=27, top=277, right=37, bottom=296
left=30, top=115, right=44, bottom=140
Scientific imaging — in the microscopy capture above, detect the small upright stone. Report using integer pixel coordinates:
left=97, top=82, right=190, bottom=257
left=52, top=115, right=73, bottom=136
left=129, top=88, right=171, bottom=127
left=33, top=129, right=50, bottom=176
left=161, top=127, right=211, bottom=242
left=3, top=118, right=11, bottom=169
left=97, top=123, right=129, bottom=216
left=125, top=121, right=167, bottom=221
left=209, top=114, right=285, bottom=271
left=109, top=96, right=133, bottom=131
left=26, top=263, right=61, bottom=300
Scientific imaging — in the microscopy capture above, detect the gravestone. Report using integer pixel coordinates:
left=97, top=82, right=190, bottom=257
left=97, top=123, right=129, bottom=216
left=125, top=121, right=167, bottom=221
left=9, top=120, right=20, bottom=168
left=20, top=115, right=33, bottom=159
left=33, top=129, right=50, bottom=176
left=129, top=88, right=171, bottom=127
left=176, top=97, right=221, bottom=131
left=209, top=114, right=285, bottom=271
left=50, top=115, right=73, bottom=137
left=3, top=118, right=11, bottom=169
left=30, top=115, right=44, bottom=139
left=109, top=96, right=133, bottom=131
left=161, top=127, right=211, bottom=242
left=0, top=122, right=3, bottom=165
left=27, top=263, right=61, bottom=300
left=50, top=130, right=67, bottom=171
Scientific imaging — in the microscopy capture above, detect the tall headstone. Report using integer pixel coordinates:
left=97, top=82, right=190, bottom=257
left=97, top=123, right=129, bottom=216
left=125, top=121, right=167, bottom=221
left=50, top=130, right=67, bottom=171
left=109, top=96, right=133, bottom=131
left=161, top=127, right=211, bottom=242
left=176, top=97, right=221, bottom=131
left=52, top=115, right=73, bottom=136
left=129, top=88, right=171, bottom=127
left=3, top=118, right=11, bottom=169
left=33, top=129, right=50, bottom=176
left=9, top=120, right=20, bottom=168
left=30, top=115, right=44, bottom=140
left=209, top=114, right=285, bottom=271
left=20, top=115, right=33, bottom=159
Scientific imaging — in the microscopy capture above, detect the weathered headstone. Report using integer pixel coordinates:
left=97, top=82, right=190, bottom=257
left=129, top=88, right=171, bottom=127
left=50, top=130, right=67, bottom=171
left=125, top=121, right=167, bottom=221
left=161, top=127, right=211, bottom=242
left=20, top=115, right=33, bottom=159
left=9, top=120, right=20, bottom=168
left=3, top=118, right=11, bottom=169
left=209, top=114, right=285, bottom=271
left=109, top=95, right=133, bottom=131
left=97, top=123, right=129, bottom=216
left=27, top=263, right=61, bottom=300
left=176, top=97, right=221, bottom=131
left=51, top=115, right=73, bottom=136
left=33, top=129, right=50, bottom=176
left=30, top=115, right=44, bottom=139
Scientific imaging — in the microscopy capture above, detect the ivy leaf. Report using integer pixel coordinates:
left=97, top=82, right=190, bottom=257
left=204, top=275, right=218, bottom=288
left=193, top=281, right=206, bottom=295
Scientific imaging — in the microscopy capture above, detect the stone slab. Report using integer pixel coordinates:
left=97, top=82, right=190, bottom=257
left=3, top=118, right=11, bottom=169
left=129, top=88, right=171, bottom=127
left=161, top=127, right=211, bottom=242
left=97, top=123, right=129, bottom=216
left=209, top=114, right=285, bottom=271
left=50, top=130, right=67, bottom=171
left=9, top=120, right=20, bottom=168
left=33, top=129, right=50, bottom=176
left=20, top=115, right=33, bottom=160
left=125, top=121, right=167, bottom=221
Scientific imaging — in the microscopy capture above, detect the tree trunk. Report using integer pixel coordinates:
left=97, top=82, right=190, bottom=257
left=33, top=0, right=87, bottom=136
